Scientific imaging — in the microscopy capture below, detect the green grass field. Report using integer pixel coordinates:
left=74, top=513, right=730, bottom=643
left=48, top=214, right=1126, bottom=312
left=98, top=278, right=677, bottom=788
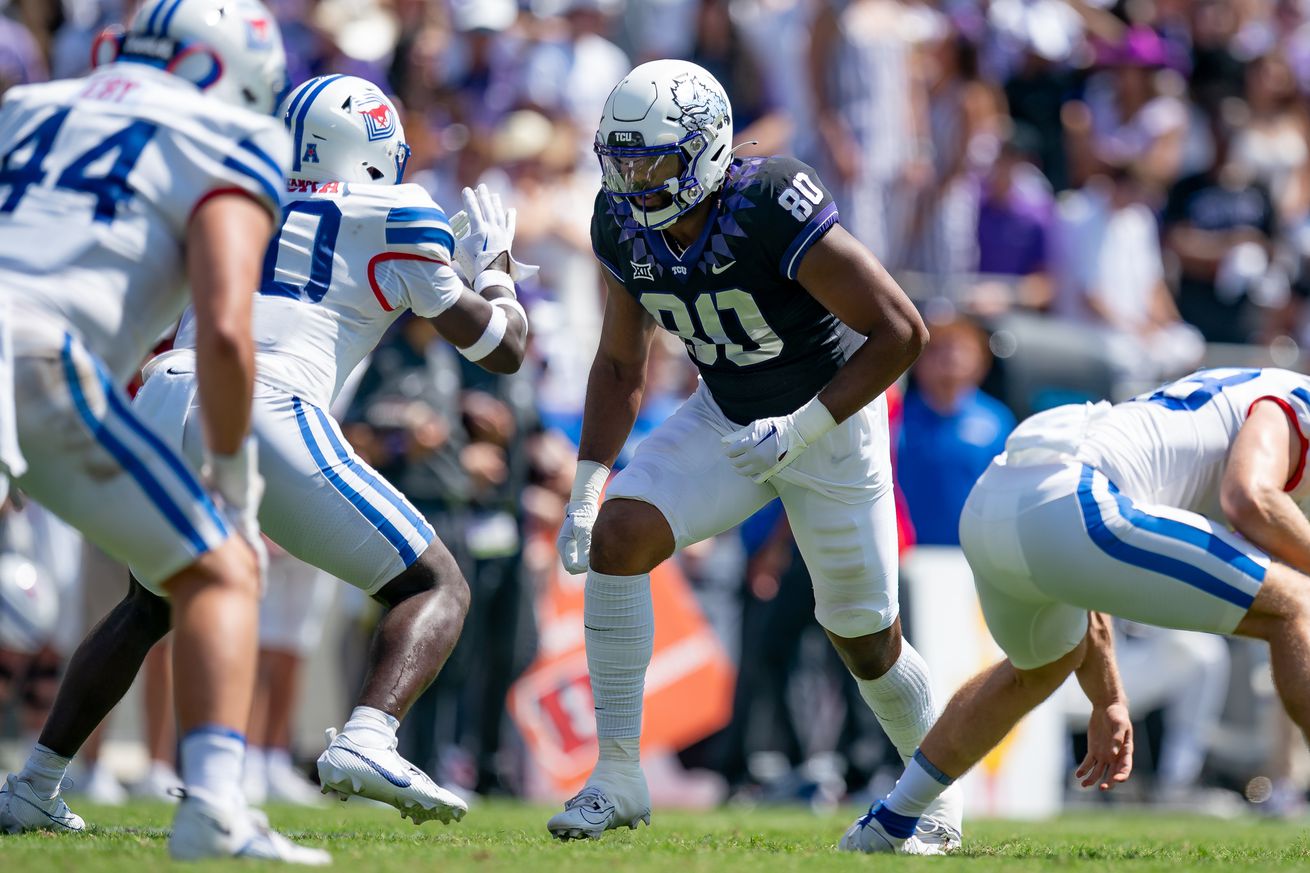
left=2, top=801, right=1309, bottom=871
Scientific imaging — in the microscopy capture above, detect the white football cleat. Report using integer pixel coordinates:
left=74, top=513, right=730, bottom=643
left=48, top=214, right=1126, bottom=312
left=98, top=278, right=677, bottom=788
left=0, top=774, right=85, bottom=834
left=918, top=780, right=964, bottom=852
left=546, top=770, right=651, bottom=841
left=838, top=803, right=937, bottom=855
left=914, top=814, right=963, bottom=853
left=316, top=728, right=466, bottom=825
left=167, top=789, right=331, bottom=864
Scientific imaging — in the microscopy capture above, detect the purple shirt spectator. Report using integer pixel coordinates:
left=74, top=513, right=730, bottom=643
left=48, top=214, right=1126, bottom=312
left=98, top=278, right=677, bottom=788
left=977, top=189, right=1049, bottom=275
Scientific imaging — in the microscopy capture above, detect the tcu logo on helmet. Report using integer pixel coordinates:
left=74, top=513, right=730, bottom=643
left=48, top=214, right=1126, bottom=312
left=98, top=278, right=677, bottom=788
left=356, top=95, right=396, bottom=142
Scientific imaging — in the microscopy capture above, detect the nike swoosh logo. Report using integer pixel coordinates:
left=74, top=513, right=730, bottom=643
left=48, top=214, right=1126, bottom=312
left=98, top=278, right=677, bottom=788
left=710, top=260, right=736, bottom=274
left=753, top=425, right=777, bottom=448
left=12, top=792, right=78, bottom=827
left=336, top=746, right=413, bottom=788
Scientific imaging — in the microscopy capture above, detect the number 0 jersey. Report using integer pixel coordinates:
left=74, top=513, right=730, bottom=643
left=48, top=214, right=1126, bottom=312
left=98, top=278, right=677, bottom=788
left=168, top=178, right=464, bottom=409
left=1021, top=368, right=1310, bottom=521
left=591, top=155, right=862, bottom=424
left=0, top=64, right=289, bottom=384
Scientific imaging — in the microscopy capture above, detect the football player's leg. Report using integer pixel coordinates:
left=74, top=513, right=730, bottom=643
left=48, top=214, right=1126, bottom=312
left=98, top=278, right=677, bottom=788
left=252, top=389, right=468, bottom=824
left=33, top=577, right=169, bottom=771
left=844, top=465, right=1091, bottom=854
left=1232, top=565, right=1310, bottom=742
left=778, top=483, right=961, bottom=849
left=1, top=338, right=256, bottom=849
left=549, top=394, right=774, bottom=840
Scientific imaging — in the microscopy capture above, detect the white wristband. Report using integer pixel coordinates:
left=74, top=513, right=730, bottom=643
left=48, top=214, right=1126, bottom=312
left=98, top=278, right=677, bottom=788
left=792, top=396, right=838, bottom=446
left=571, top=459, right=609, bottom=504
left=474, top=269, right=514, bottom=295
left=490, top=296, right=527, bottom=327
left=458, top=304, right=508, bottom=361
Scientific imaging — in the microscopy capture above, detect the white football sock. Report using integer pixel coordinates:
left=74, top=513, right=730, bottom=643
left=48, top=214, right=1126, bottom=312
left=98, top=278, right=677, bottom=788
left=882, top=751, right=955, bottom=818
left=340, top=705, right=399, bottom=748
left=179, top=726, right=246, bottom=806
left=855, top=640, right=937, bottom=762
left=585, top=570, right=652, bottom=767
left=19, top=743, right=71, bottom=799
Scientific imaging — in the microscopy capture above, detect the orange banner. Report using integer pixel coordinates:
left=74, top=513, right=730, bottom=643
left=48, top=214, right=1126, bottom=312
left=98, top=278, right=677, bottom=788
left=508, top=561, right=735, bottom=796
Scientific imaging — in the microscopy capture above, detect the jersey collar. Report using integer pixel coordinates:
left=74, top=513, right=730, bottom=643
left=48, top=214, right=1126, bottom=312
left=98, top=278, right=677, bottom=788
left=646, top=195, right=721, bottom=279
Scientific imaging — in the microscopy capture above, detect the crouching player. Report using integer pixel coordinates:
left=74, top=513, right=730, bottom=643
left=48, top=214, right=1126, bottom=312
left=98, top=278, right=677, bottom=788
left=849, top=368, right=1310, bottom=853
left=5, top=75, right=528, bottom=831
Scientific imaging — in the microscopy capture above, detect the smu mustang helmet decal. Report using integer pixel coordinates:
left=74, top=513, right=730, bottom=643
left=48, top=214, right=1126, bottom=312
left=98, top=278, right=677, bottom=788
left=358, top=95, right=396, bottom=142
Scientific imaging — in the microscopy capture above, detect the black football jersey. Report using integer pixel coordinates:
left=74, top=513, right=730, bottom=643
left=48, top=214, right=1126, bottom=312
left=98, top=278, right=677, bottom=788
left=591, top=156, right=861, bottom=424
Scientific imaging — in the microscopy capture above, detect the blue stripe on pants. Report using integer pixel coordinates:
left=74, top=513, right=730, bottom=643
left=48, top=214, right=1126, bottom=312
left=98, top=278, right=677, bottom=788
left=291, top=397, right=418, bottom=565
left=1076, top=465, right=1260, bottom=610
left=60, top=334, right=209, bottom=553
left=308, top=405, right=433, bottom=558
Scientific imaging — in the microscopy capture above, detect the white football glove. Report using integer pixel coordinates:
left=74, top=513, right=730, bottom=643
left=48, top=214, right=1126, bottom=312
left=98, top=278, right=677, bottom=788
left=205, top=436, right=268, bottom=580
left=722, top=397, right=838, bottom=484
left=449, top=184, right=539, bottom=284
left=557, top=460, right=608, bottom=575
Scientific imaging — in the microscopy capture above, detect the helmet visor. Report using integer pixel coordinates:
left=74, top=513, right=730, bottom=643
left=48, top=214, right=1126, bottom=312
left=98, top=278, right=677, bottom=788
left=597, top=145, right=687, bottom=212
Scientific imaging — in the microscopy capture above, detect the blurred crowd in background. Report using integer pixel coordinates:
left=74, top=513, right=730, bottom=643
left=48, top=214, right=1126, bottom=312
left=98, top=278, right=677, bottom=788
left=3, top=0, right=1310, bottom=820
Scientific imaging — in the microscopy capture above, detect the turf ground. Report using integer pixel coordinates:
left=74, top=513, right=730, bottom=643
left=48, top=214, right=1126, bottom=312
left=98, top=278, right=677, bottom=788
left=2, top=801, right=1308, bottom=871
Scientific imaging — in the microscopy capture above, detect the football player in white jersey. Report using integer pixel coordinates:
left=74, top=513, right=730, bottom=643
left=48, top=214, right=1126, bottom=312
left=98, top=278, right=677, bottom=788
left=848, top=368, right=1310, bottom=853
left=13, top=75, right=529, bottom=829
left=0, top=0, right=330, bottom=863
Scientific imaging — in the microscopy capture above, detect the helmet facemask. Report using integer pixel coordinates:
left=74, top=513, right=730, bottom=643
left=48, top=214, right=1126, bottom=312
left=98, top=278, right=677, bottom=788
left=596, top=128, right=721, bottom=229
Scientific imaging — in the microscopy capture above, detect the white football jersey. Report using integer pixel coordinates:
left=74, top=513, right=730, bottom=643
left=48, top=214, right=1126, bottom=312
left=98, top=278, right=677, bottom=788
left=169, top=178, right=464, bottom=408
left=1075, top=368, right=1310, bottom=520
left=0, top=63, right=289, bottom=384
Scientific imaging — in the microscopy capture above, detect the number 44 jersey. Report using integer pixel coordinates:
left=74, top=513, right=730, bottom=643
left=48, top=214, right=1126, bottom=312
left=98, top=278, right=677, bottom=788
left=170, top=176, right=465, bottom=409
left=591, top=155, right=863, bottom=425
left=0, top=64, right=289, bottom=385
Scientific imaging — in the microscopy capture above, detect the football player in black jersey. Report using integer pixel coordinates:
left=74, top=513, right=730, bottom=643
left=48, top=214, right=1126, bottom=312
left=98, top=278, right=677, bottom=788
left=547, top=60, right=962, bottom=853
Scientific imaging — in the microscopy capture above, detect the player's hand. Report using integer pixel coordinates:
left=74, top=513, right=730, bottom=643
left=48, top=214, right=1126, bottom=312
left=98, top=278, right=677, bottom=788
left=557, top=499, right=597, bottom=574
left=448, top=183, right=538, bottom=285
left=557, top=460, right=609, bottom=574
left=206, top=437, right=268, bottom=581
left=1076, top=701, right=1133, bottom=791
left=722, top=398, right=837, bottom=484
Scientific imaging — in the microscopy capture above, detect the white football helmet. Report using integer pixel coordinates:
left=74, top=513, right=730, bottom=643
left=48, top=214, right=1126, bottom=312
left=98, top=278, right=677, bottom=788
left=595, top=59, right=734, bottom=229
left=279, top=75, right=410, bottom=184
left=94, top=0, right=289, bottom=115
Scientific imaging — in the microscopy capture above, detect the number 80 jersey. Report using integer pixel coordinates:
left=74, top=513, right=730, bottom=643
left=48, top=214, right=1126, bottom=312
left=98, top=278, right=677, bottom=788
left=0, top=65, right=289, bottom=385
left=591, top=156, right=863, bottom=425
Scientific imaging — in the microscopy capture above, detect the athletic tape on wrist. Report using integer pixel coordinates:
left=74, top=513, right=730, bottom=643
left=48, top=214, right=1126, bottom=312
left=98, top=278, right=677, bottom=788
left=459, top=304, right=508, bottom=361
left=490, top=296, right=527, bottom=326
left=473, top=269, right=514, bottom=295
left=571, top=460, right=610, bottom=504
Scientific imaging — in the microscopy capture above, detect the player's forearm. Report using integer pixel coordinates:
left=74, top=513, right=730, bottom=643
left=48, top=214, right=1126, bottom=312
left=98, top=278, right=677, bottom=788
left=1229, top=489, right=1310, bottom=575
left=187, top=194, right=267, bottom=455
left=433, top=280, right=528, bottom=375
left=577, top=354, right=645, bottom=468
left=194, top=320, right=256, bottom=456
left=1075, top=613, right=1125, bottom=710
left=817, top=316, right=927, bottom=423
